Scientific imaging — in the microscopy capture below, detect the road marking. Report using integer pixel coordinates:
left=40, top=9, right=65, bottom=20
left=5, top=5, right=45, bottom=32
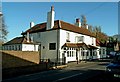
left=53, top=72, right=82, bottom=82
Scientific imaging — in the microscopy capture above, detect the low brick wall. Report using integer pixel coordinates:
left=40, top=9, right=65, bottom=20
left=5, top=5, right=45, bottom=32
left=3, top=63, right=50, bottom=79
left=1, top=50, right=40, bottom=69
left=1, top=50, right=52, bottom=79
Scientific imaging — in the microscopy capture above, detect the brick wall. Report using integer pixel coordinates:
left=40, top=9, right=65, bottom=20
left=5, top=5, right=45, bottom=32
left=1, top=50, right=40, bottom=69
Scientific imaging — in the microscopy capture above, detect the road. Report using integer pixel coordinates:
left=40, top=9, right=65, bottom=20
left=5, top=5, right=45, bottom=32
left=3, top=60, right=109, bottom=82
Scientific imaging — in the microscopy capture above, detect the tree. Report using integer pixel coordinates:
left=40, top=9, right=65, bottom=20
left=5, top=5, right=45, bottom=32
left=0, top=14, right=8, bottom=43
left=81, top=15, right=87, bottom=28
left=88, top=25, right=93, bottom=32
left=93, top=26, right=108, bottom=43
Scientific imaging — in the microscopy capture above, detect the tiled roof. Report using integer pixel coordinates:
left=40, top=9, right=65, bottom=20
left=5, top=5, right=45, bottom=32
left=3, top=37, right=34, bottom=45
left=88, top=45, right=98, bottom=49
left=95, top=32, right=108, bottom=41
left=62, top=43, right=98, bottom=49
left=96, top=39, right=107, bottom=47
left=22, top=20, right=95, bottom=37
left=96, top=39, right=100, bottom=46
left=62, top=43, right=88, bottom=48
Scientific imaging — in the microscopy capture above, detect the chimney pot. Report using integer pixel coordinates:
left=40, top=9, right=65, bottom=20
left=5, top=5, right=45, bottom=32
left=76, top=18, right=80, bottom=23
left=51, top=6, right=54, bottom=11
left=75, top=18, right=81, bottom=27
left=30, top=22, right=34, bottom=28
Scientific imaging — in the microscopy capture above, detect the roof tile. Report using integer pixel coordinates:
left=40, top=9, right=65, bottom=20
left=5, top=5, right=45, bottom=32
left=22, top=20, right=95, bottom=37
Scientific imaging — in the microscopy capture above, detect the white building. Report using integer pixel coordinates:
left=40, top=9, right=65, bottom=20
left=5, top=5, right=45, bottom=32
left=4, top=6, right=106, bottom=63
left=21, top=6, right=101, bottom=63
left=3, top=37, right=39, bottom=51
left=96, top=39, right=107, bottom=59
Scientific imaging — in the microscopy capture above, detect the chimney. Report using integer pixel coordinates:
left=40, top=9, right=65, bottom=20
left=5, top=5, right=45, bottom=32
left=30, top=22, right=34, bottom=28
left=47, top=6, right=55, bottom=30
left=86, top=24, right=88, bottom=29
left=0, top=12, right=3, bottom=16
left=75, top=18, right=81, bottom=27
left=27, top=32, right=30, bottom=42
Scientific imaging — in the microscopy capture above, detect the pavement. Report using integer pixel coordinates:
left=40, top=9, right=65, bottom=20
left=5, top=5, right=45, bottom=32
left=57, top=59, right=111, bottom=69
left=54, top=59, right=111, bottom=69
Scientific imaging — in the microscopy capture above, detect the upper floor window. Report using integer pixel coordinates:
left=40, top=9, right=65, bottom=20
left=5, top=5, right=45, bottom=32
left=76, top=36, right=84, bottom=43
left=66, top=32, right=70, bottom=42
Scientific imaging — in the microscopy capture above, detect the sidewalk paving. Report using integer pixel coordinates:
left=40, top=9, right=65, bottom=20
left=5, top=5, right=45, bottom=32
left=64, top=59, right=111, bottom=69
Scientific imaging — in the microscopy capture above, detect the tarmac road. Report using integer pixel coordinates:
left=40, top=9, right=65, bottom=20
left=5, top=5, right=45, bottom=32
left=3, top=60, right=112, bottom=82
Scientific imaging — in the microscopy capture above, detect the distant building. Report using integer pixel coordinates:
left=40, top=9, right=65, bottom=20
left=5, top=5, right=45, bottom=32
left=113, top=34, right=120, bottom=41
left=96, top=39, right=107, bottom=58
left=3, top=6, right=106, bottom=63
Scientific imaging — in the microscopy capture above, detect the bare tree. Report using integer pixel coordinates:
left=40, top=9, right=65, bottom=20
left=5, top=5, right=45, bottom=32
left=81, top=15, right=87, bottom=28
left=88, top=25, right=93, bottom=32
left=0, top=14, right=8, bottom=43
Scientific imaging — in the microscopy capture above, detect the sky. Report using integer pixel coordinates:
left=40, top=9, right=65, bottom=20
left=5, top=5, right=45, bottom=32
left=2, top=2, right=118, bottom=41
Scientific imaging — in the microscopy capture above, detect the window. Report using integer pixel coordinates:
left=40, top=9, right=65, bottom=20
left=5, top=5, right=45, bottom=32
left=67, top=51, right=69, bottom=57
left=70, top=51, right=71, bottom=57
left=15, top=45, right=17, bottom=50
left=72, top=51, right=73, bottom=57
left=18, top=45, right=21, bottom=50
left=99, top=49, right=101, bottom=54
left=49, top=43, right=56, bottom=50
left=76, top=36, right=84, bottom=43
left=86, top=51, right=89, bottom=56
left=12, top=46, right=14, bottom=50
left=66, top=32, right=70, bottom=42
left=9, top=46, right=11, bottom=50
left=103, top=49, right=105, bottom=54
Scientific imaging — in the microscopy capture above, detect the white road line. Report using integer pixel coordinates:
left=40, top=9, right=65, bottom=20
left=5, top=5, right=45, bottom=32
left=53, top=72, right=82, bottom=82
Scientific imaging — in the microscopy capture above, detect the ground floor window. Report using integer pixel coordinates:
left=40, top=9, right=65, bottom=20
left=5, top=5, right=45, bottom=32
left=49, top=43, right=56, bottom=50
left=103, top=49, right=105, bottom=54
left=66, top=48, right=76, bottom=57
left=99, top=49, right=101, bottom=55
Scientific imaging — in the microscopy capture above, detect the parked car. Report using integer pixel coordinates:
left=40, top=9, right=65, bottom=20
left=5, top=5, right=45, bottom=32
left=106, top=55, right=120, bottom=78
left=107, top=51, right=120, bottom=58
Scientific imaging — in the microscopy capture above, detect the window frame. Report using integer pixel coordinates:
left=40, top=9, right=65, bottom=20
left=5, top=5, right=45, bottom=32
left=66, top=32, right=70, bottom=42
left=49, top=43, right=56, bottom=50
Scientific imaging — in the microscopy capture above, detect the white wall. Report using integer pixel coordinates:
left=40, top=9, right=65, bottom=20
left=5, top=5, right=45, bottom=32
left=59, top=29, right=96, bottom=62
left=40, top=30, right=58, bottom=62
left=59, top=29, right=96, bottom=47
left=28, top=29, right=97, bottom=63
left=22, top=44, right=35, bottom=51
left=97, top=46, right=107, bottom=59
left=3, top=44, right=39, bottom=51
